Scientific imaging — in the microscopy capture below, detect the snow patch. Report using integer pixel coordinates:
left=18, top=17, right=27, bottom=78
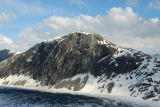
left=97, top=40, right=108, bottom=45
left=0, top=75, right=40, bottom=87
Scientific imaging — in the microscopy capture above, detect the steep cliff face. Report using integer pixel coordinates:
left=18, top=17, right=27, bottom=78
left=0, top=33, right=117, bottom=85
left=0, top=32, right=160, bottom=100
left=0, top=49, right=14, bottom=62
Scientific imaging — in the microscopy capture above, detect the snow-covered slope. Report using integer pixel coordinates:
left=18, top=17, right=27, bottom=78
left=0, top=32, right=160, bottom=101
left=53, top=48, right=160, bottom=101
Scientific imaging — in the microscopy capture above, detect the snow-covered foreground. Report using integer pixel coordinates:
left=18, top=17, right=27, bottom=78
left=0, top=84, right=159, bottom=107
left=0, top=86, right=104, bottom=107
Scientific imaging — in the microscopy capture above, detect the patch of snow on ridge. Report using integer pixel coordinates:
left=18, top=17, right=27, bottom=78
left=56, top=32, right=93, bottom=44
left=0, top=75, right=40, bottom=87
left=78, top=32, right=92, bottom=35
left=8, top=49, right=22, bottom=55
left=113, top=48, right=139, bottom=59
left=57, top=36, right=67, bottom=43
left=15, top=51, right=22, bottom=54
left=97, top=39, right=123, bottom=52
left=97, top=40, right=108, bottom=45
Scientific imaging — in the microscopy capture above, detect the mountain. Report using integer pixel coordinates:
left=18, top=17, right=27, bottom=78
left=0, top=49, right=14, bottom=62
left=0, top=32, right=160, bottom=101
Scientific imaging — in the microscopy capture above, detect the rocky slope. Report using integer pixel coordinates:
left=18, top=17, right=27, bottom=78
left=0, top=49, right=14, bottom=62
left=0, top=32, right=160, bottom=101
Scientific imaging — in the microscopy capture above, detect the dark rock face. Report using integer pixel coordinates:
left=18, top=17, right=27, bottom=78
left=92, top=49, right=143, bottom=77
left=0, top=49, right=14, bottom=62
left=0, top=33, right=118, bottom=85
left=0, top=33, right=152, bottom=84
left=0, top=32, right=160, bottom=100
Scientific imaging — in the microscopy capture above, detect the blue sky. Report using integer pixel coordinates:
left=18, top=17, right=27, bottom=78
left=0, top=0, right=160, bottom=53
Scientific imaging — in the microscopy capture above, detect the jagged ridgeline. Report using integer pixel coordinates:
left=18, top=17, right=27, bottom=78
left=0, top=32, right=160, bottom=101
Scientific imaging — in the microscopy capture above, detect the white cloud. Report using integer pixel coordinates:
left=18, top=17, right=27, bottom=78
left=150, top=18, right=159, bottom=23
left=15, top=7, right=160, bottom=54
left=18, top=27, right=51, bottom=47
left=0, top=33, right=14, bottom=50
left=0, top=12, right=16, bottom=24
left=0, top=0, right=50, bottom=16
left=0, top=34, right=13, bottom=44
left=149, top=0, right=160, bottom=10
left=0, top=33, right=29, bottom=51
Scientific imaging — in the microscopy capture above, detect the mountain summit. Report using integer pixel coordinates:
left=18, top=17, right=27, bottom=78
left=0, top=32, right=160, bottom=101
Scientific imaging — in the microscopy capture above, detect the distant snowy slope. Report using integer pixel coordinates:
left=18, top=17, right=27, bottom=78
left=154, top=54, right=160, bottom=59
left=0, top=49, right=14, bottom=62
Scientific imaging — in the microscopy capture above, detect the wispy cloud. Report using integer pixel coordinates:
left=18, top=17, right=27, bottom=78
left=0, top=33, right=13, bottom=44
left=126, top=0, right=139, bottom=6
left=0, top=0, right=50, bottom=16
left=0, top=12, right=16, bottom=24
left=69, top=0, right=88, bottom=9
left=149, top=0, right=160, bottom=10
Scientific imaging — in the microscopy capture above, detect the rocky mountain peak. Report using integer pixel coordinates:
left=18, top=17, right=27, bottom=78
left=0, top=32, right=160, bottom=101
left=0, top=32, right=120, bottom=84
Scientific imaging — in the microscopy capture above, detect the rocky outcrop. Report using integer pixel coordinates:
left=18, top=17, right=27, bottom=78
left=0, top=32, right=160, bottom=101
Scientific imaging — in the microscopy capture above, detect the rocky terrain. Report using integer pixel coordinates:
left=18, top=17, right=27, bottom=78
left=0, top=32, right=159, bottom=101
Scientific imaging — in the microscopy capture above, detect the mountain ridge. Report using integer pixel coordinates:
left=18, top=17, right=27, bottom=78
left=0, top=32, right=160, bottom=101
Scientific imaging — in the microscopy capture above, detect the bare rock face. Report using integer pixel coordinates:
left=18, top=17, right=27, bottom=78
left=0, top=33, right=117, bottom=85
left=0, top=32, right=160, bottom=100
left=0, top=49, right=14, bottom=62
